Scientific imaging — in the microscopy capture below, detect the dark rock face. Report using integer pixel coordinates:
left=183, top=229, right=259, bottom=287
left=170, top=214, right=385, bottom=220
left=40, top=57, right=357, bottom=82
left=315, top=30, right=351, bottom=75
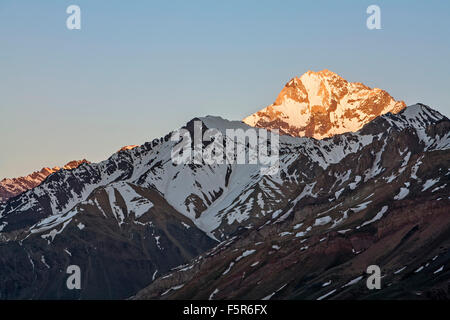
left=0, top=184, right=216, bottom=299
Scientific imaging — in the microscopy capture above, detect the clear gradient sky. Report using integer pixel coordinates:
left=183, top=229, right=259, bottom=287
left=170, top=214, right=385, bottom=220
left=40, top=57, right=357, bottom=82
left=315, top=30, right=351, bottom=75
left=1, top=0, right=449, bottom=179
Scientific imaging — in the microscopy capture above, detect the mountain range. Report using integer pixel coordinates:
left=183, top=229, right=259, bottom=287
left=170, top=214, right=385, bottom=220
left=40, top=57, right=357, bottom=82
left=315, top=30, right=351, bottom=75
left=0, top=71, right=449, bottom=300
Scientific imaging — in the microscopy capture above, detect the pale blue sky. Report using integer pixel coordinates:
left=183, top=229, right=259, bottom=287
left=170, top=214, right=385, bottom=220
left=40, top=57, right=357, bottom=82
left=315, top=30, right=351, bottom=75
left=1, top=0, right=449, bottom=178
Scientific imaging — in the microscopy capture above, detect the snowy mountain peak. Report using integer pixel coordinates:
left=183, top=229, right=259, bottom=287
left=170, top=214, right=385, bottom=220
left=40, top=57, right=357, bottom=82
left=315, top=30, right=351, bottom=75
left=243, top=70, right=406, bottom=139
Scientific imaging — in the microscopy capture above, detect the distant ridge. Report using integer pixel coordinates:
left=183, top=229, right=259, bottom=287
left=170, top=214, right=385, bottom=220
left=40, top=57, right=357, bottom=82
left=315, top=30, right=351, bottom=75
left=0, top=159, right=89, bottom=202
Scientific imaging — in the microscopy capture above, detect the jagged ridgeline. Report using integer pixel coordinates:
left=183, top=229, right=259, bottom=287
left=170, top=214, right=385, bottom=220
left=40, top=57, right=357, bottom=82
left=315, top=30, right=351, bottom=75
left=0, top=72, right=449, bottom=299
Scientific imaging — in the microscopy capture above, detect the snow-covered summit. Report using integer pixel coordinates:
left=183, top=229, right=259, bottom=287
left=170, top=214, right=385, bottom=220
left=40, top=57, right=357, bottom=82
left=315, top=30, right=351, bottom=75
left=243, top=70, right=406, bottom=139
